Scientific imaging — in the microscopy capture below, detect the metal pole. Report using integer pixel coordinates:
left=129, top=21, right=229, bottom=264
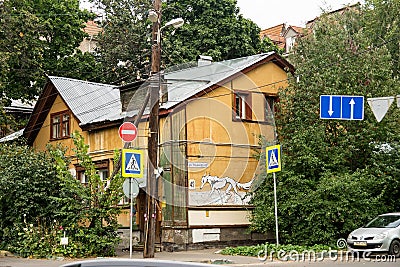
left=129, top=178, right=133, bottom=258
left=273, top=172, right=279, bottom=246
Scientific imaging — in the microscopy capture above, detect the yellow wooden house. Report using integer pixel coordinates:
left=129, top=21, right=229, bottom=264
left=24, top=52, right=294, bottom=250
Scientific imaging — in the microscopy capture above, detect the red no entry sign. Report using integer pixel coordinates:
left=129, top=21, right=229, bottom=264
left=119, top=122, right=138, bottom=142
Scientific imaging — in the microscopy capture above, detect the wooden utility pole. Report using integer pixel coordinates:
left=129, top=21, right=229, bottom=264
left=144, top=0, right=161, bottom=258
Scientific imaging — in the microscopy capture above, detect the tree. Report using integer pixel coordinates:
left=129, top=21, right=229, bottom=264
left=363, top=0, right=400, bottom=78
left=161, top=0, right=278, bottom=66
left=0, top=0, right=98, bottom=103
left=90, top=0, right=280, bottom=85
left=0, top=135, right=125, bottom=257
left=90, top=0, right=153, bottom=84
left=250, top=4, right=400, bottom=245
left=0, top=144, right=60, bottom=243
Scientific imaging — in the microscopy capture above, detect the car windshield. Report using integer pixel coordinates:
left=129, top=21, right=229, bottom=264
left=365, top=215, right=400, bottom=228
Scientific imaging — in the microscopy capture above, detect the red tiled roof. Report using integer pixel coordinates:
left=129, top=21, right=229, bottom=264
left=289, top=26, right=305, bottom=34
left=83, top=21, right=102, bottom=36
left=260, top=23, right=285, bottom=49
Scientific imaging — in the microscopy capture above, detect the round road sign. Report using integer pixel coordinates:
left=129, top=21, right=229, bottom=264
left=123, top=178, right=140, bottom=199
left=119, top=122, right=138, bottom=142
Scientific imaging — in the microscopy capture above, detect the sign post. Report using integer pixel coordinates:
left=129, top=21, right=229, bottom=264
left=266, top=144, right=281, bottom=246
left=122, top=149, right=143, bottom=258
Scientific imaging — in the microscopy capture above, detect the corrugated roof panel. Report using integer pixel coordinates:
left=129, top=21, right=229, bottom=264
left=162, top=53, right=274, bottom=109
left=49, top=76, right=122, bottom=125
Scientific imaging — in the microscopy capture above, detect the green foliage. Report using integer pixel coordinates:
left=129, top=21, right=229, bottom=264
left=0, top=0, right=99, bottom=103
left=162, top=0, right=279, bottom=65
left=0, top=133, right=125, bottom=258
left=363, top=0, right=400, bottom=77
left=71, top=131, right=125, bottom=229
left=250, top=2, right=400, bottom=246
left=220, top=243, right=332, bottom=257
left=90, top=0, right=153, bottom=84
left=0, top=144, right=59, bottom=247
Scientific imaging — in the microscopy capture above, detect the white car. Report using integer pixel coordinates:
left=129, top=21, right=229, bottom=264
left=347, top=212, right=400, bottom=257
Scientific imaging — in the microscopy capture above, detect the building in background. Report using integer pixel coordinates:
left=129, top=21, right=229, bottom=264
left=260, top=3, right=360, bottom=55
left=79, top=20, right=102, bottom=53
left=260, top=23, right=306, bottom=54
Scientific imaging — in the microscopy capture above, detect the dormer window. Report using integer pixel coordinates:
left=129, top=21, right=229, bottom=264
left=50, top=111, right=70, bottom=140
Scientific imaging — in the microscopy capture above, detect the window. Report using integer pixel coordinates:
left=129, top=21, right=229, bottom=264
left=286, top=36, right=296, bottom=52
left=233, top=92, right=252, bottom=120
left=51, top=111, right=70, bottom=140
left=75, top=160, right=109, bottom=187
left=265, top=95, right=277, bottom=123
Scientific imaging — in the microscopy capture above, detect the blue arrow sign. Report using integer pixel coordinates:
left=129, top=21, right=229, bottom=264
left=320, top=95, right=364, bottom=120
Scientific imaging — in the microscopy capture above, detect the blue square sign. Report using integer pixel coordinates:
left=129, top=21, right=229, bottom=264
left=266, top=145, right=281, bottom=173
left=122, top=149, right=143, bottom=178
left=320, top=95, right=364, bottom=120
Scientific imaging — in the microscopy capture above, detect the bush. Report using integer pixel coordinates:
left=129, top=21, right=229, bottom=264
left=0, top=137, right=124, bottom=258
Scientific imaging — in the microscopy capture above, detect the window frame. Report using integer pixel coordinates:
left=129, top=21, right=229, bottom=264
left=50, top=110, right=71, bottom=140
left=264, top=94, right=277, bottom=123
left=233, top=91, right=252, bottom=121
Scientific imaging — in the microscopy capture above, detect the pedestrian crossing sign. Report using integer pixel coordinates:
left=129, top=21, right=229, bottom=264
left=122, top=149, right=144, bottom=178
left=266, top=145, right=281, bottom=173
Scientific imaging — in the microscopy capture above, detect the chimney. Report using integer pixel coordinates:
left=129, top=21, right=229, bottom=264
left=197, top=55, right=213, bottom=67
left=118, top=80, right=146, bottom=112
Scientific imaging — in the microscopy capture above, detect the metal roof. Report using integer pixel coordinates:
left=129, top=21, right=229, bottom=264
left=46, top=52, right=286, bottom=126
left=162, top=52, right=275, bottom=109
left=0, top=129, right=24, bottom=143
left=48, top=76, right=121, bottom=126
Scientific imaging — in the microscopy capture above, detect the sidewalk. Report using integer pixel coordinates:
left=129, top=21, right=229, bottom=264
left=117, top=248, right=264, bottom=266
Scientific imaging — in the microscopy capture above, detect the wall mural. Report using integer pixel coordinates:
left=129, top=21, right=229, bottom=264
left=188, top=173, right=253, bottom=206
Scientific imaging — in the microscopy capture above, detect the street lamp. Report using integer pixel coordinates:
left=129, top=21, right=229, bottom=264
left=144, top=3, right=184, bottom=258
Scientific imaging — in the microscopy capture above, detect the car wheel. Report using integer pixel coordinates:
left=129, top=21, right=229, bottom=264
left=389, top=239, right=400, bottom=258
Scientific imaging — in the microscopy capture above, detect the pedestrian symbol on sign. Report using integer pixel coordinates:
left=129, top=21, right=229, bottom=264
left=122, top=149, right=143, bottom=178
left=126, top=155, right=140, bottom=171
left=268, top=150, right=279, bottom=168
left=266, top=145, right=281, bottom=173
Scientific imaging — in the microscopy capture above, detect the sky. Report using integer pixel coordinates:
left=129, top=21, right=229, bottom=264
left=236, top=0, right=362, bottom=29
left=80, top=0, right=362, bottom=29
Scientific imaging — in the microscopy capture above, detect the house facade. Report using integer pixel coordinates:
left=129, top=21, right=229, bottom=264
left=24, top=52, right=294, bottom=250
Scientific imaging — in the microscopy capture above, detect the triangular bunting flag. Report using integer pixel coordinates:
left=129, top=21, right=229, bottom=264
left=367, top=97, right=394, bottom=122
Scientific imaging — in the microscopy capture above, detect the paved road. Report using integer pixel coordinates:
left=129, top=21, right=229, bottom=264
left=0, top=250, right=397, bottom=267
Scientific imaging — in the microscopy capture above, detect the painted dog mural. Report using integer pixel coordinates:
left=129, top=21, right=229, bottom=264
left=188, top=173, right=253, bottom=205
left=200, top=174, right=252, bottom=195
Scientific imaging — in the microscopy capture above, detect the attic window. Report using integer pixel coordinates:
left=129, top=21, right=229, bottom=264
left=50, top=111, right=70, bottom=140
left=233, top=91, right=252, bottom=121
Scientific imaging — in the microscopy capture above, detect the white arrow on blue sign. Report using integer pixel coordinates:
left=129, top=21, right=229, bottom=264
left=320, top=95, right=364, bottom=120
